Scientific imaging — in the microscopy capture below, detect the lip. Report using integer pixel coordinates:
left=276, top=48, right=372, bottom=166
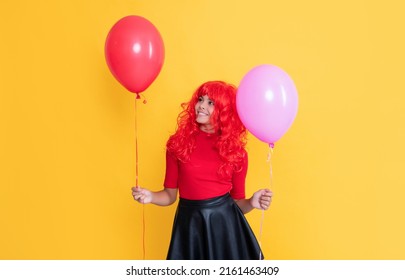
left=197, top=111, right=209, bottom=116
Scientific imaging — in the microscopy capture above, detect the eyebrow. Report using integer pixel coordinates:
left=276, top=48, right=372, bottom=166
left=198, top=95, right=212, bottom=100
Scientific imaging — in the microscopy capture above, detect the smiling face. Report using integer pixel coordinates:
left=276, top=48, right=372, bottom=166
left=195, top=95, right=215, bottom=133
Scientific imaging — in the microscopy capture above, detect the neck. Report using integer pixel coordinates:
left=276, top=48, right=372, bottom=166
left=199, top=124, right=215, bottom=134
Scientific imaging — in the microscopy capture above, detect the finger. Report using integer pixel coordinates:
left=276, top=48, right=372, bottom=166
left=138, top=195, right=147, bottom=204
left=134, top=194, right=143, bottom=201
left=262, top=196, right=272, bottom=204
left=261, top=196, right=271, bottom=201
left=263, top=189, right=273, bottom=195
left=260, top=203, right=268, bottom=210
left=262, top=194, right=272, bottom=200
left=264, top=190, right=273, bottom=196
left=261, top=199, right=270, bottom=207
left=132, top=188, right=144, bottom=195
left=261, top=200, right=270, bottom=206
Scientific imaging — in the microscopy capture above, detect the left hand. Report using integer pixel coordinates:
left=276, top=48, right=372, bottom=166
left=250, top=189, right=273, bottom=210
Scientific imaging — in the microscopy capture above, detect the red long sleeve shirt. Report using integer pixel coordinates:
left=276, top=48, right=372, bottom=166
left=164, top=131, right=247, bottom=200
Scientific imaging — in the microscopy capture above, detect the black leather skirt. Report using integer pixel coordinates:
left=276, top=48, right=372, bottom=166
left=167, top=193, right=263, bottom=260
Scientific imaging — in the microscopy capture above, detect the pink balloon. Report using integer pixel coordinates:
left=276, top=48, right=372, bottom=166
left=105, top=15, right=165, bottom=94
left=236, top=65, right=298, bottom=147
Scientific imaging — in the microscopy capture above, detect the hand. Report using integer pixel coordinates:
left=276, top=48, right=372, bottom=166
left=250, top=189, right=273, bottom=210
left=131, top=186, right=152, bottom=204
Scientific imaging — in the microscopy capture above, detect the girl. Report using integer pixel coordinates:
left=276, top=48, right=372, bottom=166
left=132, top=81, right=272, bottom=259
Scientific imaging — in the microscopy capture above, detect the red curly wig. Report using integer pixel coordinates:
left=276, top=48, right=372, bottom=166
left=166, top=81, right=247, bottom=177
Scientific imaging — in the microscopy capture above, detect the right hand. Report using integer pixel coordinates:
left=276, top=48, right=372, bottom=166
left=131, top=186, right=152, bottom=204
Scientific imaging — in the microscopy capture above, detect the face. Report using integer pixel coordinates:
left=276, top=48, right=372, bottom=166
left=195, top=95, right=215, bottom=131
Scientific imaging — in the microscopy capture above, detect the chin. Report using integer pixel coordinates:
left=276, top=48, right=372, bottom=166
left=196, top=118, right=209, bottom=124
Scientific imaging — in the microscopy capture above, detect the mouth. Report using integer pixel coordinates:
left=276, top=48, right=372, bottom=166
left=197, top=111, right=209, bottom=116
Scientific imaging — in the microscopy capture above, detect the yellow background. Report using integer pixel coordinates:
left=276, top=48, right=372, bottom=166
left=1, top=0, right=404, bottom=259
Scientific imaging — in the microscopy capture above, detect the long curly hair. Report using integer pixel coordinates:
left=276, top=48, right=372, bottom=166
left=166, top=81, right=247, bottom=177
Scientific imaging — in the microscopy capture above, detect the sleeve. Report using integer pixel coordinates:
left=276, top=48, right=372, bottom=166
left=230, top=151, right=248, bottom=200
left=163, top=150, right=179, bottom=189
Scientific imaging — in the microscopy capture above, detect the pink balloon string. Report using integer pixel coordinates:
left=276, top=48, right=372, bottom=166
left=258, top=209, right=264, bottom=260
left=259, top=146, right=274, bottom=260
left=267, top=146, right=274, bottom=189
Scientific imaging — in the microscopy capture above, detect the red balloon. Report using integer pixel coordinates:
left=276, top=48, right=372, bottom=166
left=105, top=16, right=165, bottom=94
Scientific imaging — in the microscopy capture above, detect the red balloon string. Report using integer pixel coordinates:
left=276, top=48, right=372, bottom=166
left=135, top=95, right=146, bottom=260
left=142, top=204, right=146, bottom=260
left=135, top=97, right=139, bottom=187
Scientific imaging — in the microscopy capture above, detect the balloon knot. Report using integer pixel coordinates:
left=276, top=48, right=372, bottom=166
left=269, top=143, right=275, bottom=148
left=135, top=93, right=141, bottom=99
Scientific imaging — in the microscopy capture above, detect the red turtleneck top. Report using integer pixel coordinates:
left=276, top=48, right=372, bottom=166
left=163, top=131, right=247, bottom=200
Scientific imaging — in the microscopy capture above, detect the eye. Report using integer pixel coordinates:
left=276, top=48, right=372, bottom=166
left=197, top=96, right=203, bottom=102
left=208, top=100, right=215, bottom=106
